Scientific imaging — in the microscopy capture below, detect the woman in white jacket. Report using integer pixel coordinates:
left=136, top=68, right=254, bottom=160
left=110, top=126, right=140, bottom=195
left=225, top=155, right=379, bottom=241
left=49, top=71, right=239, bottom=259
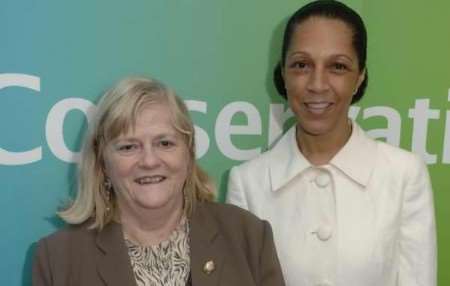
left=227, top=1, right=437, bottom=285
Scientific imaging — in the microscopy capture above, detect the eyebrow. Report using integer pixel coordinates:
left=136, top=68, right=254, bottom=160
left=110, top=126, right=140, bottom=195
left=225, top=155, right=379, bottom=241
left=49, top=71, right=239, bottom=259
left=287, top=51, right=355, bottom=63
left=111, top=137, right=139, bottom=144
left=153, top=133, right=178, bottom=140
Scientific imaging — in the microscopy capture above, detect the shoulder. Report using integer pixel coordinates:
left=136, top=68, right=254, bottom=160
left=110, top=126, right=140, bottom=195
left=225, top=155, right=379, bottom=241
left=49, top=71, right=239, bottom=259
left=352, top=123, right=426, bottom=181
left=41, top=221, right=95, bottom=243
left=195, top=201, right=269, bottom=235
left=230, top=149, right=271, bottom=176
left=375, top=141, right=425, bottom=174
left=370, top=140, right=431, bottom=190
left=376, top=141, right=420, bottom=164
left=36, top=222, right=97, bottom=257
left=230, top=127, right=294, bottom=176
left=228, top=151, right=272, bottom=199
left=198, top=201, right=264, bottom=224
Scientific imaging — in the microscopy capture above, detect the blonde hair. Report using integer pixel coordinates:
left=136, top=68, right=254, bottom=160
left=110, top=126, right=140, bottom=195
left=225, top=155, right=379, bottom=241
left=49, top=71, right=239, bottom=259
left=58, top=77, right=215, bottom=229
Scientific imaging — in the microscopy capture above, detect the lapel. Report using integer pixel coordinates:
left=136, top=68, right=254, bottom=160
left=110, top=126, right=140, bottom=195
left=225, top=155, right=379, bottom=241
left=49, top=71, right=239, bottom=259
left=189, top=203, right=226, bottom=286
left=95, top=222, right=137, bottom=286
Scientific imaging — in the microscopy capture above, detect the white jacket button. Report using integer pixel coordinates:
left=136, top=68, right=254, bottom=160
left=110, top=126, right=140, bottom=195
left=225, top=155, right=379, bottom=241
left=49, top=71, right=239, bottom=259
left=316, top=224, right=333, bottom=241
left=315, top=173, right=330, bottom=188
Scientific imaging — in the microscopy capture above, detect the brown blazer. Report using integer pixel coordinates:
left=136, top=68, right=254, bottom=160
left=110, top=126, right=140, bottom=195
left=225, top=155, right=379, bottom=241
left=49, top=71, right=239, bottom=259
left=32, top=202, right=285, bottom=286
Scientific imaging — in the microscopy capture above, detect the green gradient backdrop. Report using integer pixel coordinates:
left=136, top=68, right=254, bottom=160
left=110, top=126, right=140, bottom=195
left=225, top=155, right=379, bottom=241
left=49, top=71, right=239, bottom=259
left=1, top=1, right=448, bottom=285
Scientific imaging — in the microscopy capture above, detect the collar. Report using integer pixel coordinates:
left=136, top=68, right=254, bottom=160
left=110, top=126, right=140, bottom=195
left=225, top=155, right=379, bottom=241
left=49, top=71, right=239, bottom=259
left=269, top=121, right=377, bottom=191
left=329, top=121, right=377, bottom=187
left=269, top=125, right=311, bottom=192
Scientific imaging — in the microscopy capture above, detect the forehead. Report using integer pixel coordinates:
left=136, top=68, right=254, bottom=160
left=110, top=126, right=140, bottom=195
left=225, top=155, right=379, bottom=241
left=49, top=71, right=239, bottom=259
left=118, top=102, right=178, bottom=138
left=289, top=17, right=355, bottom=55
left=136, top=102, right=176, bottom=129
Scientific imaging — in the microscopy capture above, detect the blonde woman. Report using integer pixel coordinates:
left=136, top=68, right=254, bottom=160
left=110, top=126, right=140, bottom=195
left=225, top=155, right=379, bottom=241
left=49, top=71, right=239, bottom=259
left=33, top=77, right=285, bottom=286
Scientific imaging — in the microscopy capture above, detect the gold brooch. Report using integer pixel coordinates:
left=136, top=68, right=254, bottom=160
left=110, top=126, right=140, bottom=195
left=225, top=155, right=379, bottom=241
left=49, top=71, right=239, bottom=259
left=203, top=260, right=215, bottom=275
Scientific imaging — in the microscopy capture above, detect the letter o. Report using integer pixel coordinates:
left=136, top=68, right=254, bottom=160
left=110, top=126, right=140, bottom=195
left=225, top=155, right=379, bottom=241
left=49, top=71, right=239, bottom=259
left=45, top=98, right=96, bottom=163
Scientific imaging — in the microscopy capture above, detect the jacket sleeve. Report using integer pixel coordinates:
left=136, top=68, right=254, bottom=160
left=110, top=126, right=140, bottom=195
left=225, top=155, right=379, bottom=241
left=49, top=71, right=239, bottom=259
left=226, top=166, right=249, bottom=210
left=259, top=220, right=285, bottom=286
left=32, top=239, right=53, bottom=286
left=398, top=155, right=437, bottom=286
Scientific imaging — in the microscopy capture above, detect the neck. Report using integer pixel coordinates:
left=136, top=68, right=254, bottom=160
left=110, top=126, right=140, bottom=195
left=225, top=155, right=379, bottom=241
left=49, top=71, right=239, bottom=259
left=119, top=202, right=184, bottom=246
left=296, top=120, right=352, bottom=166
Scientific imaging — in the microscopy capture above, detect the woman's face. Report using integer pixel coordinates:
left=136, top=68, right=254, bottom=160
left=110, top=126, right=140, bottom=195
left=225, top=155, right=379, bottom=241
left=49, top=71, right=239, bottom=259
left=103, top=102, right=189, bottom=216
left=282, top=17, right=365, bottom=137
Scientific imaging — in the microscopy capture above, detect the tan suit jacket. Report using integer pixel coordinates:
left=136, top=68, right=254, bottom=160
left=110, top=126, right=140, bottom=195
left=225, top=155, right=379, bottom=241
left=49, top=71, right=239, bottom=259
left=32, top=202, right=285, bottom=286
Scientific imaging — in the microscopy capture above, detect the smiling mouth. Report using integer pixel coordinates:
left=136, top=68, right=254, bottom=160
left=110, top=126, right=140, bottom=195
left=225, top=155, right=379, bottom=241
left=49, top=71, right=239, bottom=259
left=134, top=176, right=166, bottom=185
left=304, top=102, right=333, bottom=114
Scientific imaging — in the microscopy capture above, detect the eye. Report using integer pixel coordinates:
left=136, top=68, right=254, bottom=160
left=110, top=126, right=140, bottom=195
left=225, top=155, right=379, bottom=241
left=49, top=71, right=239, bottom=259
left=117, top=143, right=138, bottom=153
left=157, top=139, right=175, bottom=149
left=289, top=61, right=308, bottom=70
left=331, top=62, right=348, bottom=73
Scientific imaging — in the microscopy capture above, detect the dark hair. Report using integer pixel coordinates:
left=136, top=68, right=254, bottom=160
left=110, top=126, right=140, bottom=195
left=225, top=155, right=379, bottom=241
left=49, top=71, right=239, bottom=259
left=273, top=0, right=368, bottom=103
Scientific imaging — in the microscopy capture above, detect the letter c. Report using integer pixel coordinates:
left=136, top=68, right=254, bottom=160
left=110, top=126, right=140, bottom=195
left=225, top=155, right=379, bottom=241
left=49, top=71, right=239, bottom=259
left=0, top=73, right=41, bottom=165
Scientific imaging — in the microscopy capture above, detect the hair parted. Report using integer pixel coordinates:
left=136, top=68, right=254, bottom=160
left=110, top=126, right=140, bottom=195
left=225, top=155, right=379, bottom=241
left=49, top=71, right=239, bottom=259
left=273, top=0, right=368, bottom=103
left=58, top=77, right=215, bottom=229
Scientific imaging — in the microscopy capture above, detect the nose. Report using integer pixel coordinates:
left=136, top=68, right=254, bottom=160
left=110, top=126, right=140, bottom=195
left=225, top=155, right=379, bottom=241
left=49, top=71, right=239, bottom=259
left=306, top=67, right=329, bottom=94
left=138, top=146, right=161, bottom=169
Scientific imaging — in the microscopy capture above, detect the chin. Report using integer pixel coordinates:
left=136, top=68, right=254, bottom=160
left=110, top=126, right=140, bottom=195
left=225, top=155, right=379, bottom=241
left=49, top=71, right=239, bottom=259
left=135, top=192, right=182, bottom=211
left=298, top=121, right=335, bottom=137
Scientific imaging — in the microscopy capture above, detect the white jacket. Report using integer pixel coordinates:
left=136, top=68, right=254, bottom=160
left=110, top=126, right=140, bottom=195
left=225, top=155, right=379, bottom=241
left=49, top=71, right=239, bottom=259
left=227, top=122, right=436, bottom=286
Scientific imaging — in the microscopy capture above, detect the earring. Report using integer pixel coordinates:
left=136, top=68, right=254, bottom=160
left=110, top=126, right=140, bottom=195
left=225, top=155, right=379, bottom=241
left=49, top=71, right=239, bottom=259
left=104, top=178, right=112, bottom=191
left=103, top=178, right=112, bottom=212
left=181, top=180, right=190, bottom=212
